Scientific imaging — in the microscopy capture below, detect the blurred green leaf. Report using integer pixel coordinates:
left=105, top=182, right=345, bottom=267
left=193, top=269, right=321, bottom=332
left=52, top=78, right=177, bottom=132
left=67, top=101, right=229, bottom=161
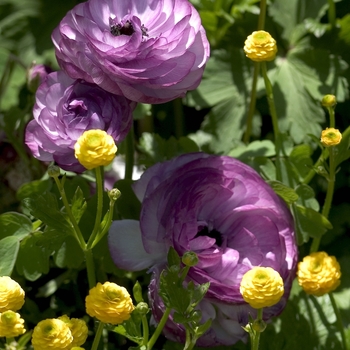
left=0, top=211, right=32, bottom=240
left=0, top=236, right=20, bottom=276
left=53, top=235, right=84, bottom=269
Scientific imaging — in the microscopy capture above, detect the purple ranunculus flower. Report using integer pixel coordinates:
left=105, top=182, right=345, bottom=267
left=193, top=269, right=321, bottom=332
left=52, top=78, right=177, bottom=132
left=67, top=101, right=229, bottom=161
left=25, top=70, right=135, bottom=173
left=108, top=153, right=298, bottom=346
left=52, top=0, right=210, bottom=104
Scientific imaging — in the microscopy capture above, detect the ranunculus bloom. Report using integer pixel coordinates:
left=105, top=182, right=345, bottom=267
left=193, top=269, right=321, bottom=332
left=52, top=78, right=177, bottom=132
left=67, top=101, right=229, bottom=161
left=52, top=0, right=210, bottom=104
left=244, top=30, right=277, bottom=62
left=320, top=128, right=342, bottom=147
left=240, top=267, right=284, bottom=309
left=297, top=251, right=341, bottom=296
left=108, top=153, right=297, bottom=346
left=27, top=64, right=53, bottom=93
left=0, top=276, right=25, bottom=313
left=25, top=71, right=135, bottom=172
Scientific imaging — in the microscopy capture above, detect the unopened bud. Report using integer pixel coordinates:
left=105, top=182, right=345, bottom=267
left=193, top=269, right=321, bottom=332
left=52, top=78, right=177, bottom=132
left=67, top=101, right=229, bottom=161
left=108, top=188, right=121, bottom=202
left=252, top=319, right=267, bottom=332
left=321, top=94, right=336, bottom=108
left=133, top=281, right=144, bottom=303
left=48, top=165, right=61, bottom=177
left=182, top=251, right=199, bottom=267
left=135, top=302, right=149, bottom=316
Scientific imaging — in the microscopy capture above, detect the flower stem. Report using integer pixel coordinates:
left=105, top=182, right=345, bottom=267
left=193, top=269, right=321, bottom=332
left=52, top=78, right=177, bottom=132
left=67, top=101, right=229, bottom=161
left=327, top=0, right=337, bottom=29
left=84, top=248, right=96, bottom=289
left=251, top=309, right=263, bottom=350
left=328, top=106, right=336, bottom=128
left=243, top=62, right=260, bottom=144
left=310, top=147, right=336, bottom=253
left=141, top=314, right=150, bottom=346
left=87, top=166, right=104, bottom=249
left=147, top=307, right=172, bottom=350
left=124, top=124, right=135, bottom=180
left=91, top=321, right=105, bottom=350
left=257, top=0, right=267, bottom=30
left=329, top=292, right=348, bottom=350
left=302, top=149, right=328, bottom=185
left=52, top=175, right=86, bottom=249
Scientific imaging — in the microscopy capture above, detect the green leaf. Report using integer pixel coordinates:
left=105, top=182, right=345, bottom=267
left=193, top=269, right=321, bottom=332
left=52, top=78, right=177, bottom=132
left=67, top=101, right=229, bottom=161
left=70, top=187, right=87, bottom=224
left=268, top=181, right=299, bottom=205
left=167, top=246, right=181, bottom=268
left=0, top=212, right=33, bottom=240
left=16, top=179, right=52, bottom=201
left=289, top=144, right=314, bottom=180
left=295, top=184, right=320, bottom=211
left=16, top=233, right=51, bottom=281
left=228, top=140, right=276, bottom=159
left=112, top=311, right=143, bottom=345
left=53, top=235, right=84, bottom=269
left=0, top=236, right=20, bottom=276
left=334, top=125, right=350, bottom=167
left=292, top=204, right=332, bottom=244
left=22, top=193, right=74, bottom=235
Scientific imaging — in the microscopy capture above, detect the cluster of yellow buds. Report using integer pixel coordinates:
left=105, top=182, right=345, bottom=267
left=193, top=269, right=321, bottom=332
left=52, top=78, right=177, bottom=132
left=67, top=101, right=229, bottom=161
left=31, top=315, right=88, bottom=350
left=297, top=251, right=341, bottom=296
left=0, top=276, right=26, bottom=338
left=74, top=129, right=117, bottom=170
left=85, top=281, right=135, bottom=324
left=240, top=267, right=284, bottom=309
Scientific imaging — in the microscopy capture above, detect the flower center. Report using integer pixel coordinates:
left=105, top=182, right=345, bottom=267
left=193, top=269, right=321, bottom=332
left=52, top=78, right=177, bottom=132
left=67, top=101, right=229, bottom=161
left=196, top=226, right=223, bottom=246
left=110, top=20, right=135, bottom=36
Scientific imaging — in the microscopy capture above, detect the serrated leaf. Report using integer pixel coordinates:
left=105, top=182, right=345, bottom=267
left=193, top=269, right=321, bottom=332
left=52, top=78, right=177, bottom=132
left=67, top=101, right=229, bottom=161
left=22, top=193, right=74, bottom=235
left=292, top=204, right=332, bottom=244
left=268, top=181, right=299, bottom=205
left=112, top=311, right=143, bottom=345
left=71, top=187, right=87, bottom=224
left=0, top=212, right=32, bottom=240
left=0, top=236, right=20, bottom=276
left=167, top=246, right=181, bottom=268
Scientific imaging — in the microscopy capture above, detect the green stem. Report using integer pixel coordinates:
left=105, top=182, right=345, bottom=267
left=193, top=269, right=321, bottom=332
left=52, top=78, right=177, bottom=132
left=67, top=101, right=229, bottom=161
left=87, top=166, right=104, bottom=249
left=141, top=314, right=150, bottom=346
left=310, top=147, right=336, bottom=253
left=243, top=62, right=260, bottom=144
left=257, top=0, right=267, bottom=30
left=327, top=0, right=337, bottom=29
left=328, top=106, right=335, bottom=128
left=90, top=199, right=116, bottom=249
left=124, top=125, right=135, bottom=180
left=251, top=309, right=263, bottom=350
left=329, top=292, right=348, bottom=350
left=184, top=328, right=193, bottom=350
left=52, top=175, right=86, bottom=249
left=91, top=321, right=105, bottom=350
left=147, top=307, right=172, bottom=350
left=302, top=149, right=328, bottom=185
left=84, top=248, right=96, bottom=289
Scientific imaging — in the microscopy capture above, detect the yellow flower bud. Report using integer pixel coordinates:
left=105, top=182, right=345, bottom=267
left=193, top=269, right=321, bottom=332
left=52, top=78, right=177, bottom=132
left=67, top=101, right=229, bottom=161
left=240, top=267, right=284, bottom=309
left=0, top=276, right=25, bottom=312
left=85, top=282, right=135, bottom=324
left=0, top=311, right=26, bottom=337
left=321, top=94, right=337, bottom=107
left=58, top=315, right=88, bottom=348
left=244, top=31, right=277, bottom=62
left=31, top=318, right=73, bottom=350
left=297, top=251, right=341, bottom=296
left=74, top=129, right=117, bottom=170
left=320, top=128, right=342, bottom=147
